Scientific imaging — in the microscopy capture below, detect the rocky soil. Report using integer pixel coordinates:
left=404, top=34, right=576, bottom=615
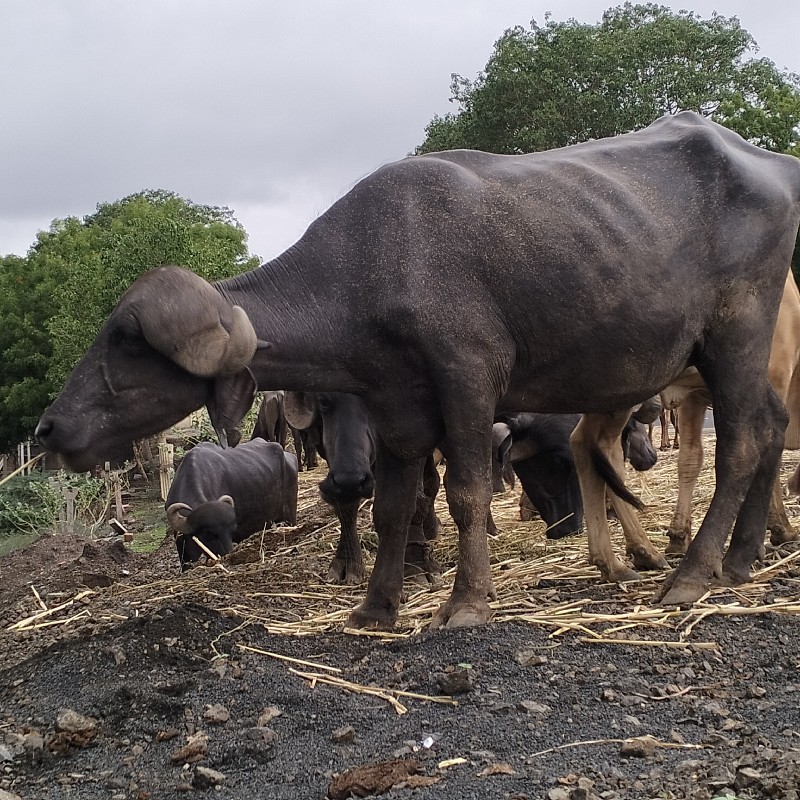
left=3, top=450, right=800, bottom=800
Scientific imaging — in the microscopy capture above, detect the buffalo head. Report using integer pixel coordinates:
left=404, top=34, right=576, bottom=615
left=35, top=266, right=259, bottom=471
left=285, top=391, right=376, bottom=504
left=168, top=494, right=237, bottom=570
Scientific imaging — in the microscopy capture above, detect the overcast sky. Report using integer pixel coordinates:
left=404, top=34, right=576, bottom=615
left=2, top=0, right=799, bottom=262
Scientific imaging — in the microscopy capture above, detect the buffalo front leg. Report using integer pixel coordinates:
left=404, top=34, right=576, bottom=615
left=346, top=445, right=421, bottom=630
left=665, top=394, right=707, bottom=555
left=327, top=499, right=366, bottom=585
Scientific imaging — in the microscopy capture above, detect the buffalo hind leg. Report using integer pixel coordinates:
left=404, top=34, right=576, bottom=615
left=346, top=444, right=421, bottom=629
left=658, top=380, right=787, bottom=607
left=767, top=471, right=797, bottom=545
left=430, top=403, right=497, bottom=629
left=405, top=456, right=443, bottom=585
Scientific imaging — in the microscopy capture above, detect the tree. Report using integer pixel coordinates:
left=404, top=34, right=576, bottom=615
left=417, top=3, right=800, bottom=156
left=0, top=191, right=258, bottom=451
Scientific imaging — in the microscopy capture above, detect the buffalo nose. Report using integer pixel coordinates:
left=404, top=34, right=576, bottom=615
left=328, top=471, right=375, bottom=499
left=35, top=417, right=53, bottom=446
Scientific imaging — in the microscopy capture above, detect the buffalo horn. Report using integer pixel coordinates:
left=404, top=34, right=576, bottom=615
left=138, top=269, right=258, bottom=378
left=217, top=495, right=235, bottom=507
left=284, top=392, right=316, bottom=429
left=166, top=502, right=192, bottom=533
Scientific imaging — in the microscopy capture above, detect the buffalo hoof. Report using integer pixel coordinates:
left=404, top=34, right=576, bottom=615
left=720, top=554, right=754, bottom=587
left=629, top=547, right=669, bottom=572
left=430, top=599, right=493, bottom=630
left=664, top=531, right=691, bottom=555
left=345, top=601, right=398, bottom=631
left=654, top=569, right=709, bottom=606
left=769, top=525, right=798, bottom=546
left=403, top=542, right=442, bottom=584
left=326, top=556, right=366, bottom=585
left=546, top=525, right=583, bottom=540
left=595, top=558, right=639, bottom=584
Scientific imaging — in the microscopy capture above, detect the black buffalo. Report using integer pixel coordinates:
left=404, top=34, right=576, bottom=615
left=492, top=413, right=584, bottom=539
left=250, top=391, right=289, bottom=447
left=285, top=391, right=441, bottom=584
left=166, top=439, right=298, bottom=569
left=36, top=113, right=800, bottom=628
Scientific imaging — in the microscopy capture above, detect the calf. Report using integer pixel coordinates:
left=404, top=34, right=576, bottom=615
left=166, top=439, right=298, bottom=569
left=251, top=391, right=288, bottom=447
left=285, top=391, right=441, bottom=584
left=492, top=413, right=584, bottom=539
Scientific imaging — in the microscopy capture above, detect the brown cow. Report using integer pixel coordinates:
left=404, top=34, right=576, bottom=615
left=659, top=272, right=800, bottom=554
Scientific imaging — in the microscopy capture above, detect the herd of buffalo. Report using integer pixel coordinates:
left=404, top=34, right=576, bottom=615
left=34, top=112, right=800, bottom=629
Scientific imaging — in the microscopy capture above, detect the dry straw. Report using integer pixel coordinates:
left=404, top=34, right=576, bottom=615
left=8, top=434, right=800, bottom=658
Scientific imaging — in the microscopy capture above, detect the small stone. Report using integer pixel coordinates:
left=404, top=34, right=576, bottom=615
left=245, top=727, right=278, bottom=744
left=331, top=725, right=356, bottom=744
left=203, top=704, right=230, bottom=724
left=547, top=789, right=570, bottom=800
left=156, top=728, right=181, bottom=742
left=192, top=766, right=225, bottom=789
left=436, top=668, right=475, bottom=695
left=518, top=700, right=551, bottom=715
left=170, top=733, right=208, bottom=764
left=56, top=709, right=98, bottom=735
left=619, top=736, right=656, bottom=758
left=516, top=648, right=549, bottom=667
left=0, top=790, right=22, bottom=800
left=257, top=706, right=282, bottom=726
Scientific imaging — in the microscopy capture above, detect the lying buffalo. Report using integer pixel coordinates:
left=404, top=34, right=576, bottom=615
left=36, top=113, right=800, bottom=627
left=166, top=439, right=298, bottom=569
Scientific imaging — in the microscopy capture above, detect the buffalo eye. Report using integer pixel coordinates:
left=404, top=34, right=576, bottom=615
left=318, top=396, right=332, bottom=413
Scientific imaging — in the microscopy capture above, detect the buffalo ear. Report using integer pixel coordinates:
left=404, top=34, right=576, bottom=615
left=207, top=368, right=257, bottom=448
left=284, top=391, right=317, bottom=429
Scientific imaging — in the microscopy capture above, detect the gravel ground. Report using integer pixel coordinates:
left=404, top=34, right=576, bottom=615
left=3, top=452, right=800, bottom=800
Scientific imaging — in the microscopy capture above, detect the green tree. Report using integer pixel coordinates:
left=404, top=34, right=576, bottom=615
left=0, top=191, right=258, bottom=451
left=417, top=3, right=800, bottom=156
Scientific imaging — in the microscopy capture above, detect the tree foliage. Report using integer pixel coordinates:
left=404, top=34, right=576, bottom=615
left=0, top=190, right=258, bottom=451
left=417, top=3, right=800, bottom=157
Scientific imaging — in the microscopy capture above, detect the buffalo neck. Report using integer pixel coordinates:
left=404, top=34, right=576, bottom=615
left=214, top=245, right=364, bottom=393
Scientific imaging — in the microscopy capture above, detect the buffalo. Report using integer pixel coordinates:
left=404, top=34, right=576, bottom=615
left=36, top=113, right=800, bottom=628
left=166, top=439, right=298, bottom=569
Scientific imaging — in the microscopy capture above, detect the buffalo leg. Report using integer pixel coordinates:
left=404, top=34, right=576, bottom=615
left=665, top=394, right=707, bottom=554
left=429, top=408, right=497, bottom=629
left=659, top=408, right=671, bottom=450
left=767, top=472, right=797, bottom=545
left=327, top=499, right=366, bottom=585
left=658, top=365, right=787, bottom=606
left=571, top=411, right=647, bottom=583
left=346, top=443, right=421, bottom=629
left=405, top=457, right=443, bottom=584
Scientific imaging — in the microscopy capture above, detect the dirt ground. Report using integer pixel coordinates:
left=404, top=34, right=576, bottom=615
left=4, top=441, right=800, bottom=800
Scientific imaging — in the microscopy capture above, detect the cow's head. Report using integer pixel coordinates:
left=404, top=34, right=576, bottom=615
left=285, top=391, right=376, bottom=504
left=168, top=495, right=237, bottom=570
left=35, top=266, right=258, bottom=471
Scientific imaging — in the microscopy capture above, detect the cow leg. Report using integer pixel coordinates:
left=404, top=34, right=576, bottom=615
left=658, top=378, right=787, bottom=606
left=767, top=472, right=797, bottom=545
left=327, top=499, right=366, bottom=585
left=605, top=442, right=669, bottom=572
left=665, top=394, right=707, bottom=554
left=421, top=453, right=443, bottom=541
left=659, top=408, right=671, bottom=450
left=672, top=410, right=680, bottom=449
left=571, top=411, right=641, bottom=583
left=722, top=393, right=787, bottom=582
left=346, top=444, right=421, bottom=629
